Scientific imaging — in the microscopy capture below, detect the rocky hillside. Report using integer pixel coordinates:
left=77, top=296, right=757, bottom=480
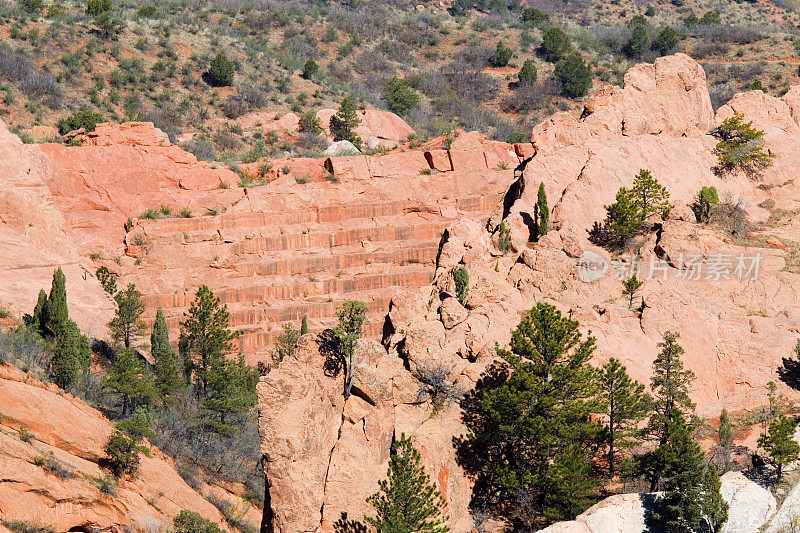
left=0, top=364, right=233, bottom=530
left=257, top=53, right=800, bottom=530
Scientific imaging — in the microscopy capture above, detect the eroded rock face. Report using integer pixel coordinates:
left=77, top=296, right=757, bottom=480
left=256, top=55, right=800, bottom=531
left=0, top=365, right=238, bottom=531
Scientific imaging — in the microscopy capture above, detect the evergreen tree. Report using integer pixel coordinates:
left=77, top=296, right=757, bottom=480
left=105, top=348, right=156, bottom=417
left=491, top=40, right=513, bottom=67
left=272, top=322, right=300, bottom=364
left=652, top=411, right=728, bottom=532
left=302, top=58, right=319, bottom=79
left=335, top=300, right=369, bottom=399
left=381, top=77, right=420, bottom=116
left=537, top=182, right=549, bottom=237
left=208, top=51, right=235, bottom=86
left=622, top=273, right=643, bottom=309
left=758, top=414, right=799, bottom=481
left=650, top=331, right=695, bottom=444
left=624, top=23, right=649, bottom=58
left=539, top=27, right=571, bottom=62
left=151, top=308, right=184, bottom=400
left=301, top=315, right=309, bottom=335
left=518, top=59, right=538, bottom=85
left=453, top=266, right=469, bottom=306
left=200, top=354, right=258, bottom=435
left=299, top=110, right=322, bottom=134
left=460, top=303, right=602, bottom=526
left=554, top=53, right=592, bottom=98
left=654, top=25, right=679, bottom=56
left=31, top=289, right=48, bottom=336
left=629, top=169, right=672, bottom=221
left=173, top=511, right=223, bottom=533
left=717, top=408, right=733, bottom=471
left=51, top=321, right=91, bottom=390
left=700, top=463, right=729, bottom=533
left=179, top=285, right=237, bottom=396
left=711, top=113, right=774, bottom=178
left=108, top=283, right=147, bottom=348
left=48, top=267, right=69, bottom=334
left=330, top=96, right=362, bottom=150
left=695, top=186, right=719, bottom=223
left=366, top=434, right=449, bottom=533
left=605, top=188, right=642, bottom=243
left=599, top=358, right=652, bottom=476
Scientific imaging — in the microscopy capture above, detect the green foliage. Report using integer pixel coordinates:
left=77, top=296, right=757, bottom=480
left=47, top=267, right=69, bottom=334
left=604, top=188, right=642, bottom=243
left=95, top=266, right=117, bottom=295
left=491, top=40, right=513, bottom=67
left=717, top=408, right=733, bottom=471
left=200, top=354, right=258, bottom=435
left=152, top=308, right=184, bottom=400
left=92, top=11, right=125, bottom=38
left=624, top=24, right=649, bottom=58
left=103, top=428, right=146, bottom=478
left=453, top=266, right=469, bottom=306
left=631, top=169, right=672, bottom=219
left=599, top=358, right=651, bottom=475
left=554, top=53, right=592, bottom=98
left=758, top=415, right=800, bottom=481
left=539, top=27, right=572, bottom=63
left=299, top=110, right=322, bottom=134
left=366, top=434, right=449, bottom=533
left=750, top=79, right=767, bottom=93
left=137, top=4, right=157, bottom=17
left=654, top=25, right=679, bottom=56
left=173, top=510, right=223, bottom=533
left=497, top=222, right=511, bottom=255
left=104, top=348, right=156, bottom=416
left=51, top=321, right=90, bottom=390
left=518, top=59, right=537, bottom=85
left=537, top=182, right=549, bottom=237
left=649, top=331, right=696, bottom=444
left=695, top=186, right=719, bottom=223
left=622, top=273, right=643, bottom=309
left=521, top=6, right=548, bottom=26
left=108, top=283, right=147, bottom=348
left=302, top=58, right=319, bottom=79
left=31, top=289, right=48, bottom=336
left=461, top=303, right=602, bottom=525
left=208, top=52, right=235, bottom=86
left=329, top=96, right=362, bottom=149
left=272, top=322, right=300, bottom=364
left=699, top=10, right=721, bottom=25
left=20, top=0, right=45, bottom=14
left=301, top=315, right=309, bottom=335
left=86, top=0, right=112, bottom=16
left=179, top=285, right=237, bottom=396
left=56, top=110, right=104, bottom=135
left=335, top=300, right=369, bottom=398
left=651, top=412, right=728, bottom=532
left=711, top=113, right=774, bottom=178
left=381, top=77, right=420, bottom=116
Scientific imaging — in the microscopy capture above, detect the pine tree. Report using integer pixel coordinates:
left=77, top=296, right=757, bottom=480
left=453, top=266, right=469, bottom=306
left=711, top=113, right=774, bottom=179
left=650, top=331, right=695, bottom=444
left=758, top=414, right=800, bottom=481
left=108, top=283, right=147, bottom=348
left=700, top=463, right=729, bottom=533
left=208, top=51, right=234, bottom=86
left=366, top=434, right=449, bottom=533
left=151, top=308, right=184, bottom=400
left=47, top=267, right=69, bottom=334
left=630, top=169, right=672, bottom=221
left=599, top=358, right=652, bottom=476
left=695, top=186, right=719, bottom=223
left=537, top=182, right=549, bottom=237
left=104, top=348, right=156, bottom=417
left=335, top=300, right=369, bottom=399
left=51, top=320, right=91, bottom=390
left=518, top=59, right=538, bottom=85
left=652, top=411, right=728, bottom=532
left=461, top=303, right=602, bottom=525
left=622, top=273, right=643, bottom=310
left=179, top=285, right=237, bottom=396
left=654, top=25, right=679, bottom=56
left=301, top=315, right=309, bottom=335
left=329, top=96, right=362, bottom=150
left=605, top=188, right=641, bottom=243
left=539, top=26, right=571, bottom=63
left=31, top=289, right=48, bottom=336
left=200, top=354, right=258, bottom=435
left=717, top=408, right=733, bottom=471
left=491, top=40, right=513, bottom=67
left=554, top=53, right=592, bottom=98
left=272, top=322, right=300, bottom=364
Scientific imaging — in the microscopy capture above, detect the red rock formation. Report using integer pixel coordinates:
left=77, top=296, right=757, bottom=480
left=0, top=365, right=244, bottom=531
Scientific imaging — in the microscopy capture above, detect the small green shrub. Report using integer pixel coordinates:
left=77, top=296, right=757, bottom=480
left=173, top=510, right=223, bottom=533
left=454, top=266, right=469, bottom=306
left=96, top=266, right=117, bottom=295
left=302, top=58, right=319, bottom=79
left=86, top=0, right=112, bottom=16
left=56, top=110, right=104, bottom=135
left=208, top=52, right=235, bottom=87
left=19, top=426, right=34, bottom=443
